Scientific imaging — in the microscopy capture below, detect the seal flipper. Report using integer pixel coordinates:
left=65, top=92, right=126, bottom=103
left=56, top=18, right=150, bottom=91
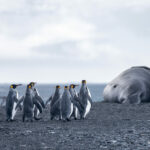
left=123, top=93, right=141, bottom=104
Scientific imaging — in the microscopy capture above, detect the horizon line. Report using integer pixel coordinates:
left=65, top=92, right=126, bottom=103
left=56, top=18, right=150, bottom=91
left=0, top=82, right=107, bottom=85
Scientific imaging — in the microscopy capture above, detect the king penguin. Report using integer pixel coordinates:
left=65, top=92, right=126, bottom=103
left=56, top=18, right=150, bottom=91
left=60, top=86, right=73, bottom=121
left=29, top=82, right=45, bottom=108
left=6, top=84, right=22, bottom=121
left=69, top=84, right=80, bottom=120
left=29, top=82, right=45, bottom=120
left=22, top=84, right=43, bottom=122
left=46, top=85, right=62, bottom=120
left=78, top=80, right=92, bottom=119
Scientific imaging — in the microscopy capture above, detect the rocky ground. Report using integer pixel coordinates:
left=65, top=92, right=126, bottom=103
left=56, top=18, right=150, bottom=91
left=0, top=102, right=150, bottom=150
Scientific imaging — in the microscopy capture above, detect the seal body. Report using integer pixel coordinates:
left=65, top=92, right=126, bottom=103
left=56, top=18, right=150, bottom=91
left=103, top=66, right=150, bottom=104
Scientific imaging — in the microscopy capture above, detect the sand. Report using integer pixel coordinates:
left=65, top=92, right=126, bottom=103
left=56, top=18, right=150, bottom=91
left=0, top=102, right=150, bottom=150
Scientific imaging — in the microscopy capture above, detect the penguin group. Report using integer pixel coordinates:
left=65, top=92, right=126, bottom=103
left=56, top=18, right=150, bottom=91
left=5, top=80, right=92, bottom=122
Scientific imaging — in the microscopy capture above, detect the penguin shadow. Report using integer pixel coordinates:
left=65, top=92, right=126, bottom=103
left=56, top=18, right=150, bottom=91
left=5, top=118, right=18, bottom=123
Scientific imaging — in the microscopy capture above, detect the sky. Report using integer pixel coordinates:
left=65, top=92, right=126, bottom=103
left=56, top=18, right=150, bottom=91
left=0, top=0, right=150, bottom=83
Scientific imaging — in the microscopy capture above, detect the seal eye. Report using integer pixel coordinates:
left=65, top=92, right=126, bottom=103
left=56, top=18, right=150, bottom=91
left=113, top=85, right=117, bottom=88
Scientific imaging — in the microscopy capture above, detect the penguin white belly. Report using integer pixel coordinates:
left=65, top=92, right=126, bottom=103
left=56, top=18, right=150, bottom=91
left=87, top=88, right=92, bottom=98
left=12, top=92, right=18, bottom=120
left=84, top=100, right=91, bottom=118
left=70, top=103, right=74, bottom=117
left=36, top=108, right=40, bottom=116
left=75, top=106, right=78, bottom=118
left=12, top=102, right=17, bottom=120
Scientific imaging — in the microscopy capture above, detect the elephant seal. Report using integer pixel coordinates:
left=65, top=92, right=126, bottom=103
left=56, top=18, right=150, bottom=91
left=103, top=66, right=150, bottom=104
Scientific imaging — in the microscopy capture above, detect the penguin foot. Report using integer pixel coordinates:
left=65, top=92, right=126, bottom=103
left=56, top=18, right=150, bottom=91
left=50, top=117, right=54, bottom=120
left=66, top=118, right=71, bottom=121
left=80, top=117, right=85, bottom=120
left=34, top=117, right=42, bottom=121
left=6, top=118, right=10, bottom=122
left=10, top=119, right=15, bottom=122
left=6, top=118, right=15, bottom=122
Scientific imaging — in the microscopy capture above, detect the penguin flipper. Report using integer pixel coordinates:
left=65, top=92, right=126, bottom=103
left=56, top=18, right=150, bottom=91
left=14, top=96, right=19, bottom=103
left=35, top=95, right=45, bottom=108
left=74, top=96, right=84, bottom=110
left=88, top=95, right=93, bottom=104
left=71, top=98, right=84, bottom=116
left=87, top=87, right=93, bottom=104
left=34, top=101, right=43, bottom=113
left=15, top=96, right=24, bottom=110
left=45, top=96, right=52, bottom=107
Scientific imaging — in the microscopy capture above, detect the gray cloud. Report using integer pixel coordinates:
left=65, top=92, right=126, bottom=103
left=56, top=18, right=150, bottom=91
left=0, top=0, right=150, bottom=83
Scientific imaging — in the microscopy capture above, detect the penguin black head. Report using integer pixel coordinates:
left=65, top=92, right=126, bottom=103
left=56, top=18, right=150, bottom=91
left=64, top=86, right=69, bottom=89
left=29, top=82, right=36, bottom=88
left=82, top=80, right=87, bottom=84
left=27, top=84, right=32, bottom=89
left=56, top=85, right=60, bottom=89
left=10, top=84, right=22, bottom=89
left=70, top=84, right=79, bottom=89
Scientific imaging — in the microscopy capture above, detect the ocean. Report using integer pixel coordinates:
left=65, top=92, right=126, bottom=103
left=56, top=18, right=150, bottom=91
left=0, top=84, right=106, bottom=103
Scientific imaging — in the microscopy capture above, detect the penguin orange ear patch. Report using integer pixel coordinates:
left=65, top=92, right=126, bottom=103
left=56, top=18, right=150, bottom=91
left=28, top=85, right=31, bottom=89
left=71, top=85, right=74, bottom=88
left=10, top=85, right=13, bottom=88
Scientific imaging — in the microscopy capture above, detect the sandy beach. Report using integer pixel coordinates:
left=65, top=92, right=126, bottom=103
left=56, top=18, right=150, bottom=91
left=0, top=102, right=150, bottom=150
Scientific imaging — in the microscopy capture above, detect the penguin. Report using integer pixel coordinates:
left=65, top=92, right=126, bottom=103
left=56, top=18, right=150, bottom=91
left=32, top=88, right=45, bottom=120
left=60, top=86, right=73, bottom=121
left=22, top=84, right=43, bottom=122
left=29, top=82, right=45, bottom=120
left=47, top=85, right=62, bottom=120
left=28, top=82, right=45, bottom=108
left=6, top=84, right=22, bottom=121
left=69, top=84, right=80, bottom=120
left=78, top=80, right=92, bottom=119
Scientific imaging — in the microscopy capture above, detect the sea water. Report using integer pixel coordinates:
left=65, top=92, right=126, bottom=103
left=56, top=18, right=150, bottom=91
left=0, top=84, right=106, bottom=103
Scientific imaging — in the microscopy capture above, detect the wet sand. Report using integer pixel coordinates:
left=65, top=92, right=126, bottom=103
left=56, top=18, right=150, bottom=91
left=0, top=102, right=150, bottom=150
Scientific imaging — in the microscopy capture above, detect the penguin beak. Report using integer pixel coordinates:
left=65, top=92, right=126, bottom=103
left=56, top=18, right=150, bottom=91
left=74, top=84, right=79, bottom=87
left=32, top=82, right=36, bottom=86
left=16, top=84, right=22, bottom=87
left=29, top=82, right=36, bottom=87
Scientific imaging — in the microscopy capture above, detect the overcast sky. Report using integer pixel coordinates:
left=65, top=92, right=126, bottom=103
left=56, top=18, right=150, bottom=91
left=0, top=0, right=150, bottom=83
